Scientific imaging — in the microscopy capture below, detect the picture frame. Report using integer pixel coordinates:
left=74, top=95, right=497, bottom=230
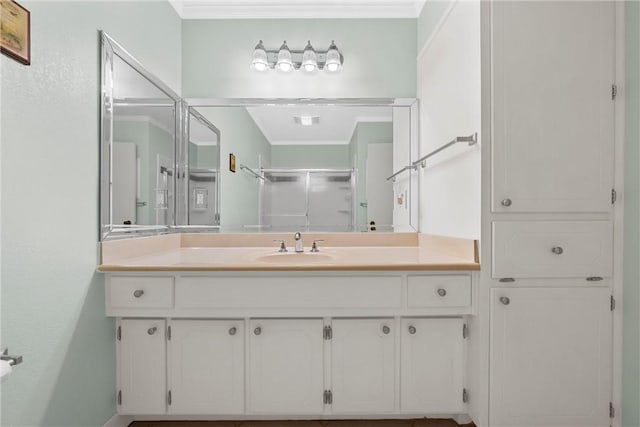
left=229, top=153, right=236, bottom=173
left=1, top=0, right=30, bottom=65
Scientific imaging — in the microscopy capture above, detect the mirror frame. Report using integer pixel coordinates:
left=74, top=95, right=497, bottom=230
left=100, top=31, right=182, bottom=240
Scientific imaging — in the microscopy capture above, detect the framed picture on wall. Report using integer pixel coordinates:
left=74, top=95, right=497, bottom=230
left=1, top=0, right=30, bottom=65
left=229, top=153, right=236, bottom=173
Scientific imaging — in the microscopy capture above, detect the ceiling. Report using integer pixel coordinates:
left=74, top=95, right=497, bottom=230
left=246, top=105, right=392, bottom=145
left=169, top=0, right=426, bottom=19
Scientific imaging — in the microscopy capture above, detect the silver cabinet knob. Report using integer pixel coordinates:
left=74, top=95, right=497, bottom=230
left=408, top=326, right=417, bottom=335
left=437, top=288, right=447, bottom=297
left=499, top=296, right=510, bottom=305
left=254, top=327, right=262, bottom=336
left=551, top=246, right=564, bottom=255
left=133, top=290, right=144, bottom=298
left=501, top=198, right=512, bottom=207
left=228, top=327, right=237, bottom=336
left=382, top=325, right=390, bottom=335
left=147, top=326, right=157, bottom=335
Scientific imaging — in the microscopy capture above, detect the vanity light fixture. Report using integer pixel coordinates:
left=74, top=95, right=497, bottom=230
left=251, top=40, right=343, bottom=73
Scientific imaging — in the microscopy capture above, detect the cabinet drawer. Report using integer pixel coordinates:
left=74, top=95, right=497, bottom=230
left=109, top=276, right=174, bottom=309
left=407, top=276, right=471, bottom=308
left=492, top=221, right=613, bottom=279
left=177, top=276, right=402, bottom=309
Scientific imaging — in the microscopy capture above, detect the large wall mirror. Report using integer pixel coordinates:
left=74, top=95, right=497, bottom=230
left=100, top=33, right=418, bottom=240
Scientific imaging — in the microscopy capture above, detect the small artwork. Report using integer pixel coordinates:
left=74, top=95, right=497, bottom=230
left=229, top=153, right=236, bottom=173
left=0, top=0, right=30, bottom=65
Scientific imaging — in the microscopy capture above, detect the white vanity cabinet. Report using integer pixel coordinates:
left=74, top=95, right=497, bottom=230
left=106, top=271, right=476, bottom=419
left=400, top=318, right=464, bottom=414
left=117, top=318, right=167, bottom=415
left=330, top=318, right=396, bottom=414
left=168, top=319, right=244, bottom=415
left=489, top=287, right=612, bottom=427
left=248, top=318, right=324, bottom=414
left=490, top=0, right=615, bottom=214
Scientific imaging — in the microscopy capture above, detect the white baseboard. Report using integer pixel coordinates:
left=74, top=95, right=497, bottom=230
left=103, top=414, right=134, bottom=427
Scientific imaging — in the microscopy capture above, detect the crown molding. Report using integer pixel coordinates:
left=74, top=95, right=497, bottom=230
left=169, top=1, right=426, bottom=19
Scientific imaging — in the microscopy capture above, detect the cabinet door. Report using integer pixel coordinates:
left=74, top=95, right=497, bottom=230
left=491, top=1, right=615, bottom=213
left=400, top=318, right=464, bottom=413
left=331, top=318, right=395, bottom=413
left=490, top=287, right=612, bottom=427
left=248, top=319, right=324, bottom=414
left=118, top=319, right=166, bottom=414
left=169, top=320, right=244, bottom=414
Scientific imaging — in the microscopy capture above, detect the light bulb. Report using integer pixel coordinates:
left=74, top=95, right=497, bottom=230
left=251, top=40, right=269, bottom=72
left=301, top=40, right=318, bottom=73
left=276, top=40, right=293, bottom=73
left=324, top=40, right=342, bottom=73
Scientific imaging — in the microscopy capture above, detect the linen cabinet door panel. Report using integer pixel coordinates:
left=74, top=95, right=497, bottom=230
left=169, top=320, right=244, bottom=414
left=400, top=318, right=464, bottom=413
left=248, top=319, right=324, bottom=414
left=492, top=221, right=613, bottom=279
left=331, top=318, right=395, bottom=413
left=118, top=319, right=166, bottom=415
left=490, top=287, right=612, bottom=427
left=491, top=1, right=615, bottom=213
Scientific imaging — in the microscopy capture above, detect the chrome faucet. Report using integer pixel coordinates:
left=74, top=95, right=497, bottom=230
left=294, top=232, right=304, bottom=253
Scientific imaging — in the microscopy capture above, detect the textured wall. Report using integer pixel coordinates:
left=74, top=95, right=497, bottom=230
left=623, top=1, right=640, bottom=425
left=182, top=19, right=416, bottom=99
left=0, top=1, right=181, bottom=425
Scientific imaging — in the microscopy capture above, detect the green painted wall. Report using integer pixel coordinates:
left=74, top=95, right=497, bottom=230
left=197, top=107, right=271, bottom=228
left=0, top=1, right=181, bottom=425
left=623, top=2, right=640, bottom=426
left=271, top=145, right=350, bottom=168
left=417, top=0, right=454, bottom=53
left=182, top=19, right=416, bottom=98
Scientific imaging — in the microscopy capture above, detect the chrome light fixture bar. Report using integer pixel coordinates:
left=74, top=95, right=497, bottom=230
left=251, top=40, right=344, bottom=73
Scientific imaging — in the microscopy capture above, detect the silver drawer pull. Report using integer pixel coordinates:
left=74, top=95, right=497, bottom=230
left=408, top=326, right=416, bottom=335
left=501, top=198, right=512, bottom=207
left=551, top=246, right=564, bottom=255
left=147, top=327, right=157, bottom=335
left=133, top=290, right=144, bottom=298
left=228, top=327, right=237, bottom=336
left=437, top=288, right=447, bottom=297
left=499, top=297, right=510, bottom=306
left=382, top=325, right=390, bottom=335
left=254, top=327, right=262, bottom=336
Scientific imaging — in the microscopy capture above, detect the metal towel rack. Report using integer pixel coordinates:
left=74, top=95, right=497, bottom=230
left=413, top=133, right=478, bottom=169
left=240, top=164, right=265, bottom=181
left=386, top=165, right=417, bottom=182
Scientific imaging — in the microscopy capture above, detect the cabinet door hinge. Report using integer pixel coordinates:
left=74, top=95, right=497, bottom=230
left=168, top=390, right=172, bottom=406
left=323, top=325, right=332, bottom=340
left=117, top=326, right=121, bottom=341
left=463, top=388, right=469, bottom=403
left=463, top=324, right=468, bottom=339
left=610, top=401, right=615, bottom=418
left=167, top=326, right=172, bottom=340
left=612, top=84, right=618, bottom=100
left=611, top=189, right=617, bottom=204
left=117, top=390, right=122, bottom=405
left=611, top=295, right=616, bottom=311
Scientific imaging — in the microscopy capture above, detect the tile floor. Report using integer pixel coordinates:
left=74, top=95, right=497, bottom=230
left=130, top=419, right=475, bottom=427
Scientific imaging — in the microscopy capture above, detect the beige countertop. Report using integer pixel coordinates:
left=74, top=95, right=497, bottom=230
left=98, top=233, right=480, bottom=272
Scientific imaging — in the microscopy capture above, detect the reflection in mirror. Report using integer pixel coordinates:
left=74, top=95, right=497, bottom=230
left=191, top=102, right=417, bottom=233
left=186, top=108, right=220, bottom=226
left=101, top=32, right=180, bottom=240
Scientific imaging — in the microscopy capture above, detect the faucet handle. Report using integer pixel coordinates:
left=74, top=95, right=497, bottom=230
left=311, top=240, right=325, bottom=253
left=273, top=239, right=288, bottom=252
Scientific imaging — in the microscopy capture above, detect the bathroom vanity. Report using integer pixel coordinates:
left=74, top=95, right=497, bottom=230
left=99, top=233, right=480, bottom=420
